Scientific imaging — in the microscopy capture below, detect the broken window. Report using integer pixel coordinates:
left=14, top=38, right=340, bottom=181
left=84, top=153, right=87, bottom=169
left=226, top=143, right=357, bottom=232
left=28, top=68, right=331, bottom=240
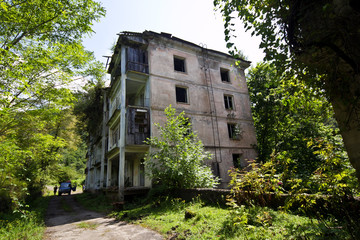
left=220, top=68, right=230, bottom=82
left=111, top=127, right=119, bottom=146
left=232, top=154, right=242, bottom=168
left=176, top=86, right=188, bottom=103
left=227, top=123, right=239, bottom=139
left=224, top=95, right=234, bottom=110
left=174, top=56, right=186, bottom=72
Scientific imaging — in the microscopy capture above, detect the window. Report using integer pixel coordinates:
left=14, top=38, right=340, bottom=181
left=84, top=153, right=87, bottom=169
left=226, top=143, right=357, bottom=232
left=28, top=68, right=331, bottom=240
left=232, top=154, right=242, bottom=168
left=174, top=56, right=186, bottom=72
left=227, top=123, right=239, bottom=139
left=220, top=68, right=230, bottom=82
left=176, top=86, right=188, bottom=103
left=224, top=95, right=234, bottom=110
left=111, top=127, right=119, bottom=146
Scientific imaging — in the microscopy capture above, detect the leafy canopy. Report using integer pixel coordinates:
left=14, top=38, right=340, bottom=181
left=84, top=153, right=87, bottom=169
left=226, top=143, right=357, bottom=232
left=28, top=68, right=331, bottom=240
left=247, top=63, right=339, bottom=176
left=214, top=0, right=360, bottom=181
left=0, top=0, right=105, bottom=212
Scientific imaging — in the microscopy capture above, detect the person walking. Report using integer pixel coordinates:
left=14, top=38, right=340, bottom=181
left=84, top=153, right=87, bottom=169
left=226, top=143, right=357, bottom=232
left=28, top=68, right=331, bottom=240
left=53, top=185, right=58, bottom=195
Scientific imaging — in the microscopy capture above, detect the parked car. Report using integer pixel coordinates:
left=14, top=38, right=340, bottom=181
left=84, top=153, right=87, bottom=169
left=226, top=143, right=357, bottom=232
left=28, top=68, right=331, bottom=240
left=58, top=182, right=75, bottom=195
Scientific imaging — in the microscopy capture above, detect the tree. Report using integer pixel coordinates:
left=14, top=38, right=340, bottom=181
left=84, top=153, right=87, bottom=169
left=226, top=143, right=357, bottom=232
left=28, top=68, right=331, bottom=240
left=248, top=62, right=344, bottom=177
left=145, top=106, right=218, bottom=189
left=0, top=0, right=105, bottom=211
left=214, top=0, right=360, bottom=180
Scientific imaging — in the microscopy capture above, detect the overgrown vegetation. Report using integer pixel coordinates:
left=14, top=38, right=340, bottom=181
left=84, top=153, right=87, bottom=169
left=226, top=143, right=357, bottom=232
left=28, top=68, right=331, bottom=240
left=105, top=193, right=349, bottom=239
left=214, top=0, right=360, bottom=181
left=0, top=0, right=105, bottom=213
left=145, top=105, right=218, bottom=189
left=0, top=196, right=50, bottom=240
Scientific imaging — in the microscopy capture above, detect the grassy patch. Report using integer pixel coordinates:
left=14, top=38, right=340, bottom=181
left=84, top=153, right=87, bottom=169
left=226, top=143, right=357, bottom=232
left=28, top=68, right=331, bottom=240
left=0, top=196, right=50, bottom=240
left=74, top=192, right=112, bottom=213
left=110, top=197, right=350, bottom=240
left=76, top=221, right=99, bottom=230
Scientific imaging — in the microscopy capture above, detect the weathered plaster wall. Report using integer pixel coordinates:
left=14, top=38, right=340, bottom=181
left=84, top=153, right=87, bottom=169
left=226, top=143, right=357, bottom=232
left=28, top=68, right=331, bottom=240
left=147, top=36, right=257, bottom=187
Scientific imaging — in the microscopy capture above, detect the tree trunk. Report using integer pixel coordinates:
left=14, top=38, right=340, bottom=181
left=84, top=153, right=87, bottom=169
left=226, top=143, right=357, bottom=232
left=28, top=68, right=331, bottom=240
left=331, top=94, right=360, bottom=181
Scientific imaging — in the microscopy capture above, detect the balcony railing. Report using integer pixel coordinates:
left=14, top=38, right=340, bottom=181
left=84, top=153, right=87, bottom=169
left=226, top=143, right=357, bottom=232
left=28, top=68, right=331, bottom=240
left=126, top=61, right=149, bottom=74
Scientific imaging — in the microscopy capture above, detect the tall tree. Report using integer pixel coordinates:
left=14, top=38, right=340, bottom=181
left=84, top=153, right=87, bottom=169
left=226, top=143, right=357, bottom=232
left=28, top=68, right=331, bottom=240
left=0, top=0, right=105, bottom=211
left=214, top=0, right=360, bottom=180
left=248, top=63, right=341, bottom=176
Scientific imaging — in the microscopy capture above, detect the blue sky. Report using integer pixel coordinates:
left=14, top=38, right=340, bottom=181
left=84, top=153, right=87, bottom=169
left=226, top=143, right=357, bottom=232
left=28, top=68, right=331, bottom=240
left=83, top=0, right=264, bottom=69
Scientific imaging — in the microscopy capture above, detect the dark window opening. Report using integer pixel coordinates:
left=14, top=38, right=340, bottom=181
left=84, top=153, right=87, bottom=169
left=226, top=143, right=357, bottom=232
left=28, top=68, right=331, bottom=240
left=227, top=123, right=238, bottom=139
left=224, top=95, right=234, bottom=110
left=232, top=154, right=241, bottom=168
left=211, top=162, right=220, bottom=178
left=176, top=86, right=188, bottom=103
left=221, top=68, right=230, bottom=82
left=174, top=57, right=185, bottom=72
left=140, top=159, right=145, bottom=186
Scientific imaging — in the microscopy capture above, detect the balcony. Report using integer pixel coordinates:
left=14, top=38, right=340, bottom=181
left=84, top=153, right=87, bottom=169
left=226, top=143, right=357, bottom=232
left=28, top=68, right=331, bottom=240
left=126, top=106, right=150, bottom=145
left=127, top=61, right=148, bottom=74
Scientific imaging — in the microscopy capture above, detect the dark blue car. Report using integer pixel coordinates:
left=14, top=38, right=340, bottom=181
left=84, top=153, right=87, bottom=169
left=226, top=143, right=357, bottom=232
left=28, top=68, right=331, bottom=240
left=58, top=182, right=75, bottom=195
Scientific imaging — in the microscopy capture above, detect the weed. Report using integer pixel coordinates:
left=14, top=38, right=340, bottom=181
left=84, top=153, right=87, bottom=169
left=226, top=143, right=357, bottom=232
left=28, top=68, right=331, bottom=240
left=76, top=221, right=99, bottom=230
left=0, top=196, right=50, bottom=240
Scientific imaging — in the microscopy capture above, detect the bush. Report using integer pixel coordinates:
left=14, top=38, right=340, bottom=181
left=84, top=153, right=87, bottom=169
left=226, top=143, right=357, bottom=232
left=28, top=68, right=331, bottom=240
left=145, top=105, right=218, bottom=190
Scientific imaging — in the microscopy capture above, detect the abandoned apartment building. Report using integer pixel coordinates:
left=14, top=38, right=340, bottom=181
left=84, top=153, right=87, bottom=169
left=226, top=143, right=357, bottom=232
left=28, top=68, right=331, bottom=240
left=84, top=30, right=257, bottom=200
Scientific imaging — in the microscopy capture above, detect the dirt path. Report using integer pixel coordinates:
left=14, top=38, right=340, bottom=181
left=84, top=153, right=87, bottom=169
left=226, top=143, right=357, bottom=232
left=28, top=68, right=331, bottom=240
left=44, top=194, right=163, bottom=240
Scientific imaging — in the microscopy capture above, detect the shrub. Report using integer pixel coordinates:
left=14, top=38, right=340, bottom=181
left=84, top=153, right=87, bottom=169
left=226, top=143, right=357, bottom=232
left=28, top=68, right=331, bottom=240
left=145, top=105, right=218, bottom=190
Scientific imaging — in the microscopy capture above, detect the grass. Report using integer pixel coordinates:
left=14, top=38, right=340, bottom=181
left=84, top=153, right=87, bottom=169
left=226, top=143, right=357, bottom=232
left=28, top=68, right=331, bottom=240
left=110, top=196, right=350, bottom=240
left=74, top=192, right=352, bottom=239
left=76, top=221, right=99, bottom=230
left=0, top=196, right=50, bottom=240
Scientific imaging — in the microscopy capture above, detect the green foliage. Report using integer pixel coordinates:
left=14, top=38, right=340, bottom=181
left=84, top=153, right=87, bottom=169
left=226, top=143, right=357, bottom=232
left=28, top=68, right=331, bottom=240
left=227, top=160, right=283, bottom=208
left=0, top=0, right=105, bottom=212
left=214, top=0, right=360, bottom=181
left=109, top=195, right=347, bottom=239
left=0, top=196, right=50, bottom=240
left=73, top=81, right=105, bottom=141
left=144, top=105, right=218, bottom=189
left=247, top=63, right=338, bottom=177
left=226, top=140, right=359, bottom=238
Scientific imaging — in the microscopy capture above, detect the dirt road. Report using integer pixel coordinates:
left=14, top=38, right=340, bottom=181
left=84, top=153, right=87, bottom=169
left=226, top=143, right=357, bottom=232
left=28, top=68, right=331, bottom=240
left=44, top=194, right=163, bottom=240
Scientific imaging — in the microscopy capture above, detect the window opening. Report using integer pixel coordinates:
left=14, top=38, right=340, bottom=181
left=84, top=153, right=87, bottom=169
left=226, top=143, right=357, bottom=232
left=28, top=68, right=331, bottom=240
left=174, top=56, right=185, bottom=72
left=220, top=68, right=230, bottom=82
left=232, top=154, right=242, bottom=168
left=227, top=123, right=238, bottom=139
left=176, top=86, right=188, bottom=103
left=224, top=95, right=234, bottom=110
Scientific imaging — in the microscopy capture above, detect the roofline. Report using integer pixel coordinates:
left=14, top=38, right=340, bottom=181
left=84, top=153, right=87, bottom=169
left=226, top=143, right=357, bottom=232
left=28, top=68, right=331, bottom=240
left=108, top=30, right=251, bottom=73
left=144, top=30, right=251, bottom=64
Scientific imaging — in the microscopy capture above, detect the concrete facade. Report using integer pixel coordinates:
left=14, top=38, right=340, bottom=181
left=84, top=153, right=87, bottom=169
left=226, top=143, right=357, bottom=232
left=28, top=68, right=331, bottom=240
left=85, top=31, right=257, bottom=199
